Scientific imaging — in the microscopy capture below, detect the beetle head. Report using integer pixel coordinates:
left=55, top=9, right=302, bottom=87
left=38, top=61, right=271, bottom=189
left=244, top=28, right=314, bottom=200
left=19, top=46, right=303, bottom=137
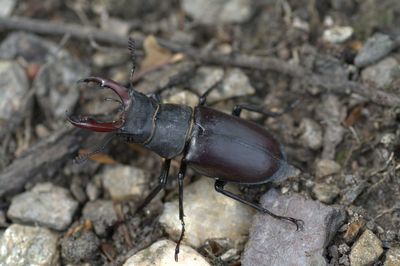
left=67, top=77, right=130, bottom=132
left=67, top=76, right=157, bottom=143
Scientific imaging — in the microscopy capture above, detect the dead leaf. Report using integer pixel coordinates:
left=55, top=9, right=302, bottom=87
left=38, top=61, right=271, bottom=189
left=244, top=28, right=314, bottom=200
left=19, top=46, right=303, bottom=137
left=141, top=35, right=173, bottom=70
left=78, top=149, right=117, bottom=164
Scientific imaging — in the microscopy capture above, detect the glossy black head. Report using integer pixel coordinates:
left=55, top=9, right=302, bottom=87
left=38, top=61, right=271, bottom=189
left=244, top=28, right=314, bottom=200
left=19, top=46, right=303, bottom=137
left=67, top=77, right=157, bottom=144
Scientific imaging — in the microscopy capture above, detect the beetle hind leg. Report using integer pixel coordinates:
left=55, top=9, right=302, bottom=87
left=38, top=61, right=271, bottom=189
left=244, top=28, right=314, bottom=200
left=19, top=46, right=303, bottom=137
left=214, top=180, right=304, bottom=231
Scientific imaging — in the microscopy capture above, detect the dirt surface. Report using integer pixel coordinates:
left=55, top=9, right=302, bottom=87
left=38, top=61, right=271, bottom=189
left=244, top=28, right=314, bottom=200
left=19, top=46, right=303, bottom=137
left=0, top=0, right=399, bottom=265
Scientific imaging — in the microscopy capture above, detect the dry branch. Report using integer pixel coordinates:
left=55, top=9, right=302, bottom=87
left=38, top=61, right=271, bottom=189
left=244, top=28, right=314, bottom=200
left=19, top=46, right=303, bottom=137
left=0, top=128, right=89, bottom=197
left=0, top=16, right=399, bottom=107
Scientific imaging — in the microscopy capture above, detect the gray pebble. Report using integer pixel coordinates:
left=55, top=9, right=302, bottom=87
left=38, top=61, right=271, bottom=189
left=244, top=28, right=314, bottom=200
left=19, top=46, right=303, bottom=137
left=0, top=0, right=16, bottom=16
left=60, top=230, right=101, bottom=264
left=182, top=0, right=254, bottom=24
left=93, top=50, right=130, bottom=68
left=315, top=159, right=341, bottom=178
left=317, top=95, right=346, bottom=160
left=350, top=229, right=383, bottom=266
left=0, top=61, right=29, bottom=125
left=355, top=33, right=395, bottom=67
left=123, top=239, right=210, bottom=266
left=242, top=189, right=345, bottom=266
left=101, top=165, right=151, bottom=201
left=7, top=183, right=79, bottom=231
left=340, top=182, right=367, bottom=205
left=299, top=118, right=323, bottom=150
left=361, top=57, right=400, bottom=88
left=313, top=183, right=340, bottom=204
left=0, top=224, right=59, bottom=265
left=159, top=178, right=254, bottom=248
left=82, top=200, right=117, bottom=236
left=86, top=181, right=101, bottom=201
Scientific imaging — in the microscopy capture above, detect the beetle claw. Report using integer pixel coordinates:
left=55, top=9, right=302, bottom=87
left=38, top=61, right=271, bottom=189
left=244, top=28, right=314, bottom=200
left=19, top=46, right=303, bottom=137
left=66, top=112, right=123, bottom=132
left=78, top=76, right=131, bottom=106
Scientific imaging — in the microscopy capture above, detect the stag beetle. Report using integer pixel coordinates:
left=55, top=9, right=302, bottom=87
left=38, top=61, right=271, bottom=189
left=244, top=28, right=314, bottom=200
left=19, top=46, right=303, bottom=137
left=67, top=38, right=303, bottom=261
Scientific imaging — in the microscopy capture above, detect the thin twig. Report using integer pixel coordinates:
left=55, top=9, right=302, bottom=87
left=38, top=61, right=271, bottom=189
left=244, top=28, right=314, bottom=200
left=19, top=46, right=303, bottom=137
left=1, top=16, right=399, bottom=107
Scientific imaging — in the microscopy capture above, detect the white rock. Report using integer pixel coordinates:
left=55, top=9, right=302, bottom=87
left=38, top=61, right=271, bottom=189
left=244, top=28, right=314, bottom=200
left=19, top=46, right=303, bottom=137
left=0, top=224, right=59, bottom=265
left=7, top=183, right=79, bottom=231
left=323, top=26, right=353, bottom=43
left=159, top=178, right=254, bottom=248
left=182, top=0, right=254, bottom=25
left=123, top=239, right=210, bottom=266
left=101, top=165, right=152, bottom=201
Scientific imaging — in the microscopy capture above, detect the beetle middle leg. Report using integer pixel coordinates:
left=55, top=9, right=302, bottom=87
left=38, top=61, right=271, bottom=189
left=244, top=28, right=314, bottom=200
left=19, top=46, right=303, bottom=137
left=175, top=160, right=187, bottom=261
left=134, top=159, right=171, bottom=214
left=214, top=180, right=304, bottom=230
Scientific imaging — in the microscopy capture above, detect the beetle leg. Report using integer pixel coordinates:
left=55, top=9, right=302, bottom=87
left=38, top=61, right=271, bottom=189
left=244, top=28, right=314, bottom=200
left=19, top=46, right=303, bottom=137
left=232, top=100, right=301, bottom=117
left=214, top=180, right=304, bottom=231
left=198, top=80, right=223, bottom=106
left=175, top=160, right=187, bottom=262
left=134, top=159, right=171, bottom=213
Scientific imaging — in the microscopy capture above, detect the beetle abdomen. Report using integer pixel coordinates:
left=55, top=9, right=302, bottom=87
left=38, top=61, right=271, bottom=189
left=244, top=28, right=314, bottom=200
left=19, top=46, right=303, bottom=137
left=185, top=106, right=290, bottom=184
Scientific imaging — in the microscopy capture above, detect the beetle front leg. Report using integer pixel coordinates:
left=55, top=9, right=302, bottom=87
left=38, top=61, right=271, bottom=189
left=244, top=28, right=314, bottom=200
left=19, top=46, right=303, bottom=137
left=134, top=159, right=171, bottom=214
left=232, top=100, right=301, bottom=117
left=214, top=180, right=304, bottom=231
left=174, top=160, right=187, bottom=262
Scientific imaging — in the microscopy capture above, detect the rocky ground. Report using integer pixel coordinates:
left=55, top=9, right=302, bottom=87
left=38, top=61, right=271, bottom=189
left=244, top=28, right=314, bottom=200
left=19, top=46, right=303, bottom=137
left=0, top=0, right=399, bottom=265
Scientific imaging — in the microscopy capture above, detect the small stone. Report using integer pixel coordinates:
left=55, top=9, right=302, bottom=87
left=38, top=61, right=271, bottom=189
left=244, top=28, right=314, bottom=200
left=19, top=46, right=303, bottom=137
left=315, top=159, right=341, bottom=178
left=189, top=66, right=224, bottom=96
left=0, top=61, right=29, bottom=124
left=182, top=0, right=254, bottom=25
left=242, top=189, right=345, bottom=266
left=70, top=176, right=87, bottom=203
left=323, top=26, right=354, bottom=44
left=384, top=247, right=400, bottom=266
left=0, top=0, right=16, bottom=16
left=380, top=133, right=396, bottom=147
left=299, top=118, right=323, bottom=150
left=164, top=89, right=199, bottom=108
left=60, top=230, right=101, bottom=264
left=191, top=67, right=255, bottom=103
left=0, top=224, right=59, bottom=265
left=338, top=243, right=351, bottom=254
left=86, top=181, right=101, bottom=201
left=361, top=57, right=400, bottom=88
left=101, top=165, right=152, bottom=201
left=123, top=239, right=210, bottom=266
left=159, top=178, right=254, bottom=248
left=219, top=68, right=255, bottom=100
left=82, top=200, right=117, bottom=236
left=317, top=94, right=346, bottom=160
left=341, top=182, right=367, bottom=205
left=313, top=183, right=340, bottom=204
left=355, top=33, right=395, bottom=67
left=93, top=50, right=130, bottom=68
left=350, top=229, right=383, bottom=266
left=7, top=183, right=79, bottom=231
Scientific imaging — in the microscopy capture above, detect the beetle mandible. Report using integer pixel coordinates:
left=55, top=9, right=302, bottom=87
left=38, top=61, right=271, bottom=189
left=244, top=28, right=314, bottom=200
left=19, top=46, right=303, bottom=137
left=67, top=38, right=303, bottom=261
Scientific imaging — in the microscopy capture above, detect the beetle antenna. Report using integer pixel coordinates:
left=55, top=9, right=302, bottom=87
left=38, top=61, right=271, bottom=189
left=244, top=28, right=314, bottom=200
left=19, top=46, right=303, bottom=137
left=74, top=134, right=116, bottom=164
left=128, top=37, right=136, bottom=88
